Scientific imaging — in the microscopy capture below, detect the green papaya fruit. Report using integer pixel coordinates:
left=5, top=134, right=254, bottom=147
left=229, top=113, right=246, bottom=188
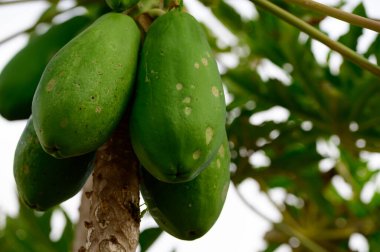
left=106, top=0, right=140, bottom=11
left=32, top=13, right=141, bottom=158
left=141, top=135, right=230, bottom=240
left=0, top=15, right=92, bottom=121
left=130, top=10, right=226, bottom=183
left=13, top=117, right=95, bottom=211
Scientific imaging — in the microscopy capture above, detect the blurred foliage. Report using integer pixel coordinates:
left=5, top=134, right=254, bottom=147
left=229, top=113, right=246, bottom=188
left=0, top=200, right=74, bottom=252
left=1, top=0, right=380, bottom=251
left=211, top=1, right=380, bottom=251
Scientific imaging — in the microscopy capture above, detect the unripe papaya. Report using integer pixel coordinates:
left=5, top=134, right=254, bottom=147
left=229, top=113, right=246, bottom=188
left=13, top=117, right=95, bottom=211
left=0, top=15, right=92, bottom=120
left=106, top=0, right=140, bottom=11
left=32, top=13, right=141, bottom=158
left=140, top=135, right=230, bottom=240
left=130, top=10, right=226, bottom=182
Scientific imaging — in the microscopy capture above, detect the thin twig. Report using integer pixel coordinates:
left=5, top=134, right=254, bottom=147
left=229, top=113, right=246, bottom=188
left=0, top=3, right=80, bottom=46
left=249, top=0, right=380, bottom=77
left=285, top=0, right=380, bottom=33
left=0, top=27, right=34, bottom=46
left=0, top=0, right=45, bottom=5
left=234, top=184, right=328, bottom=252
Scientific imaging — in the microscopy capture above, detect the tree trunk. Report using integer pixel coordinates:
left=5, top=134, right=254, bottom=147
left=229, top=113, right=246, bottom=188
left=72, top=12, right=155, bottom=252
left=72, top=177, right=92, bottom=252
left=74, top=115, right=140, bottom=252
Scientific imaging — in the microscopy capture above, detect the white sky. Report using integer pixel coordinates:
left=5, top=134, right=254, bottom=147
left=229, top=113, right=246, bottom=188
left=1, top=0, right=379, bottom=252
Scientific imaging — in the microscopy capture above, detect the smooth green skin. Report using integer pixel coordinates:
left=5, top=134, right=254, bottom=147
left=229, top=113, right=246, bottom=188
left=0, top=16, right=92, bottom=121
left=106, top=0, right=140, bottom=11
left=32, top=13, right=141, bottom=158
left=130, top=10, right=226, bottom=183
left=13, top=117, right=95, bottom=211
left=141, top=135, right=230, bottom=240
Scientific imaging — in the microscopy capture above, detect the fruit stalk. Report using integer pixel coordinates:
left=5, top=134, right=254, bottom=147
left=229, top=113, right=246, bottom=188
left=285, top=0, right=380, bottom=33
left=249, top=0, right=380, bottom=77
left=76, top=115, right=140, bottom=252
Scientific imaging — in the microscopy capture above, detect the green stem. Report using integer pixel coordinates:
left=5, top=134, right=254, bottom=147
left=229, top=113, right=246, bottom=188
left=335, top=160, right=360, bottom=199
left=234, top=184, right=329, bottom=252
left=285, top=0, right=380, bottom=33
left=0, top=26, right=34, bottom=46
left=249, top=0, right=380, bottom=77
left=146, top=8, right=166, bottom=18
left=0, top=0, right=44, bottom=5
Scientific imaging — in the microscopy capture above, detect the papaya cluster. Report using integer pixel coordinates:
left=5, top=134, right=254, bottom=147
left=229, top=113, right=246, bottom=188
left=2, top=7, right=230, bottom=240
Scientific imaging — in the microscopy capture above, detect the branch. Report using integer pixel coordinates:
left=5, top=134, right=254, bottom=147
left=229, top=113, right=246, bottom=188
left=0, top=26, right=34, bottom=46
left=249, top=0, right=380, bottom=77
left=77, top=115, right=140, bottom=252
left=0, top=0, right=45, bottom=5
left=284, top=0, right=380, bottom=33
left=234, top=184, right=329, bottom=252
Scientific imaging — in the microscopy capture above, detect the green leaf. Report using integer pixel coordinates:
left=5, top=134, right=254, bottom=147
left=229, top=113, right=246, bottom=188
left=337, top=3, right=366, bottom=51
left=211, top=1, right=244, bottom=35
left=139, top=227, right=163, bottom=252
left=54, top=208, right=74, bottom=252
left=364, top=34, right=380, bottom=62
left=0, top=199, right=73, bottom=252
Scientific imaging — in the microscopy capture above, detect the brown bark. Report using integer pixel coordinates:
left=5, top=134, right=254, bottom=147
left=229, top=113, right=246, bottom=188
left=72, top=11, right=155, bottom=252
left=74, top=116, right=140, bottom=252
left=73, top=177, right=93, bottom=252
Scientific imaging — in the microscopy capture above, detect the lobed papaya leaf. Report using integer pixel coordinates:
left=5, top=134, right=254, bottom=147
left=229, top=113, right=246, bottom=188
left=368, top=232, right=380, bottom=252
left=368, top=192, right=380, bottom=210
left=211, top=1, right=245, bottom=36
left=364, top=33, right=380, bottom=63
left=139, top=227, right=163, bottom=252
left=0, top=200, right=68, bottom=252
left=53, top=208, right=74, bottom=252
left=337, top=3, right=366, bottom=51
left=262, top=242, right=283, bottom=252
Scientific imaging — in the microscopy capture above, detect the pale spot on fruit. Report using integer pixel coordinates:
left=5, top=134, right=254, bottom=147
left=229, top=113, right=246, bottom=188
left=182, top=97, right=191, bottom=104
left=60, top=118, right=68, bottom=128
left=193, top=150, right=201, bottom=160
left=184, top=107, right=192, bottom=116
left=206, top=127, right=214, bottom=145
left=190, top=85, right=195, bottom=89
left=216, top=159, right=221, bottom=168
left=46, top=79, right=56, bottom=92
left=176, top=83, right=183, bottom=90
left=194, top=62, right=200, bottom=69
left=218, top=145, right=225, bottom=157
left=95, top=106, right=102, bottom=113
left=201, top=58, right=208, bottom=66
left=206, top=52, right=211, bottom=58
left=188, top=203, right=192, bottom=208
left=23, top=165, right=30, bottom=174
left=212, top=86, right=219, bottom=97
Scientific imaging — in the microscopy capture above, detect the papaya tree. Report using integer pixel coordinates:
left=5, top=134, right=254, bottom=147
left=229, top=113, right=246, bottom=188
left=1, top=0, right=380, bottom=251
